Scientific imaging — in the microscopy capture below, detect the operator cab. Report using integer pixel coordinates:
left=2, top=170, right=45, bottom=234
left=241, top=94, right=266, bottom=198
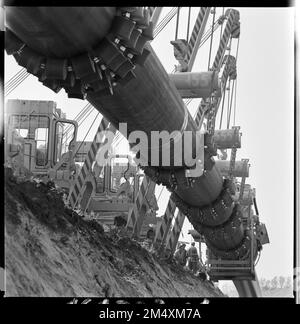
left=5, top=99, right=77, bottom=183
left=86, top=154, right=141, bottom=214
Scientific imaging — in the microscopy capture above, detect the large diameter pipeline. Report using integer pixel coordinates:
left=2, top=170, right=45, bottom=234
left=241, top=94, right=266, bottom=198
left=5, top=7, right=249, bottom=259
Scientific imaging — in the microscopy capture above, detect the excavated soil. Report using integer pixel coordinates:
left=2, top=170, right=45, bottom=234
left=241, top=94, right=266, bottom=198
left=4, top=168, right=224, bottom=297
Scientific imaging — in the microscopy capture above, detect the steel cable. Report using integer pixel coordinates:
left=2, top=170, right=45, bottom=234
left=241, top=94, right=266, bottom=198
left=207, top=8, right=216, bottom=70
left=74, top=111, right=100, bottom=157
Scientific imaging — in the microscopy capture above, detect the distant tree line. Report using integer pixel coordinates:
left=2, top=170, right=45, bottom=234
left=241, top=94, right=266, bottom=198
left=259, top=276, right=292, bottom=290
left=219, top=275, right=293, bottom=297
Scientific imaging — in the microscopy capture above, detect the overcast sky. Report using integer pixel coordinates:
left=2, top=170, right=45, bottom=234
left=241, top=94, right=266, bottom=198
left=4, top=7, right=294, bottom=281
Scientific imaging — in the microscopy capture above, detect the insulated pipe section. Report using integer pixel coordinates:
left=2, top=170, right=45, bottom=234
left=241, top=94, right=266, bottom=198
left=5, top=7, right=250, bottom=260
left=169, top=71, right=220, bottom=99
left=213, top=127, right=241, bottom=149
left=215, top=160, right=250, bottom=178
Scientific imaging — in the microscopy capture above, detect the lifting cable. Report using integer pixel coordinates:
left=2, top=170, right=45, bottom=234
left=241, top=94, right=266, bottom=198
left=74, top=106, right=94, bottom=131
left=218, top=87, right=226, bottom=129
left=157, top=186, right=164, bottom=202
left=226, top=79, right=232, bottom=128
left=77, top=105, right=94, bottom=128
left=233, top=37, right=240, bottom=126
left=154, top=7, right=177, bottom=34
left=5, top=68, right=29, bottom=96
left=70, top=103, right=92, bottom=125
left=214, top=8, right=226, bottom=129
left=198, top=19, right=221, bottom=50
left=5, top=69, right=27, bottom=87
left=185, top=98, right=193, bottom=106
left=235, top=34, right=240, bottom=61
left=63, top=105, right=94, bottom=146
left=207, top=7, right=216, bottom=70
left=112, top=132, right=123, bottom=148
left=63, top=103, right=93, bottom=135
left=73, top=103, right=93, bottom=123
left=233, top=77, right=238, bottom=126
left=63, top=104, right=93, bottom=141
left=5, top=68, right=26, bottom=89
left=186, top=7, right=191, bottom=42
left=109, top=129, right=127, bottom=151
left=62, top=104, right=94, bottom=150
left=226, top=79, right=235, bottom=129
left=73, top=111, right=100, bottom=157
left=175, top=7, right=181, bottom=40
left=153, top=7, right=178, bottom=38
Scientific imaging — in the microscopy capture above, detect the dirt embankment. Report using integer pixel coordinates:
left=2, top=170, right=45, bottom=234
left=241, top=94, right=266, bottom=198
left=4, top=169, right=224, bottom=297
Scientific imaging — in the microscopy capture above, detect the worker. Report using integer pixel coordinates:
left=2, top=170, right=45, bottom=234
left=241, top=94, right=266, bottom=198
left=187, top=242, right=199, bottom=274
left=174, top=243, right=187, bottom=267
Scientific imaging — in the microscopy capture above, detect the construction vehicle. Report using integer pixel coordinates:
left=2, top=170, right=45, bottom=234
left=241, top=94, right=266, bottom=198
left=4, top=98, right=158, bottom=237
left=4, top=99, right=78, bottom=185
left=4, top=6, right=270, bottom=297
